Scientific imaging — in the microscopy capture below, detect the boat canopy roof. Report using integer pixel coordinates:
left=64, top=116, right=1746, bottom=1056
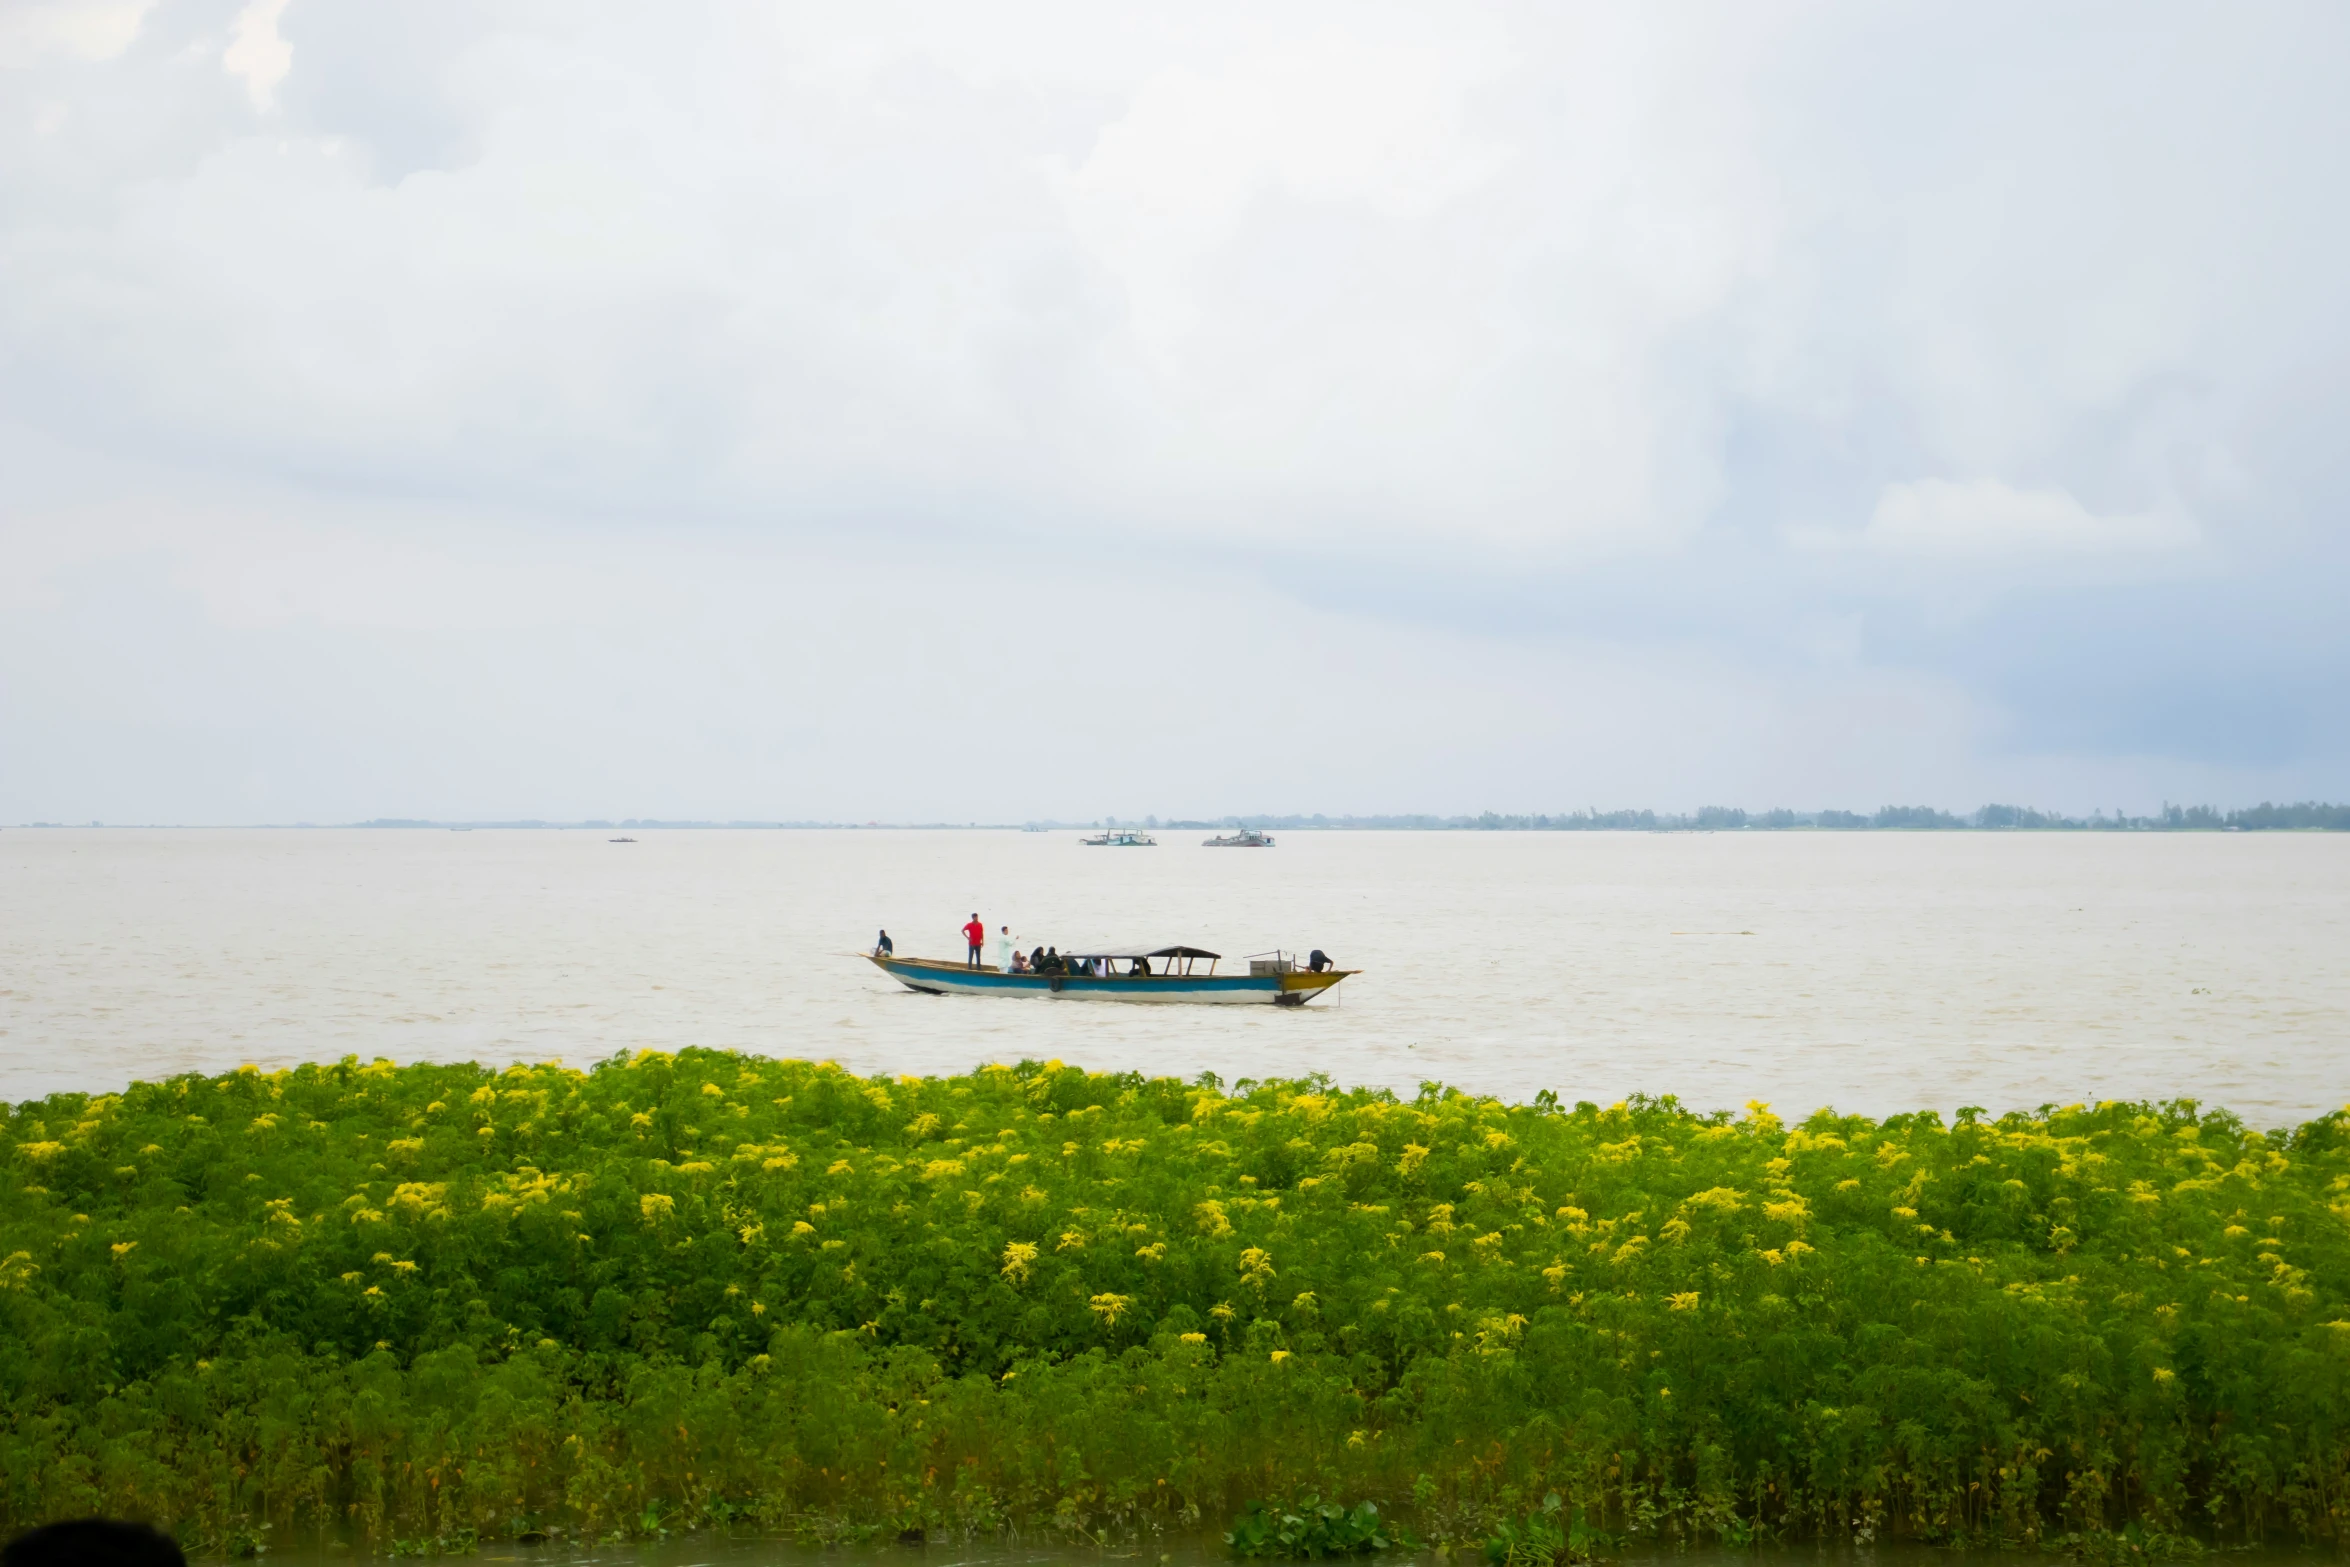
left=1061, top=943, right=1222, bottom=960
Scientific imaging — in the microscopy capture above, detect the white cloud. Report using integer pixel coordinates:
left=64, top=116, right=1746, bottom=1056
left=222, top=0, right=292, bottom=110
left=0, top=0, right=153, bottom=65
left=0, top=480, right=1867, bottom=822
left=0, top=3, right=1796, bottom=558
left=1059, top=25, right=1511, bottom=366
left=0, top=0, right=2345, bottom=814
left=1860, top=479, right=2198, bottom=557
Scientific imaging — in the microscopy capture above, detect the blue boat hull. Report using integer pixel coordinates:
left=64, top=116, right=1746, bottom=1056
left=866, top=954, right=1346, bottom=1006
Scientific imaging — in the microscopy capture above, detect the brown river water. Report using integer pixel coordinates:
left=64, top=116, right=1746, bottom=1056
left=2, top=827, right=2345, bottom=1124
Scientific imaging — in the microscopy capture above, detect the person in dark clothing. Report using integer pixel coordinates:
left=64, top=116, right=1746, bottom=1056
left=876, top=929, right=894, bottom=957
left=1308, top=949, right=1332, bottom=972
left=1030, top=946, right=1046, bottom=972
left=5, top=1520, right=185, bottom=1567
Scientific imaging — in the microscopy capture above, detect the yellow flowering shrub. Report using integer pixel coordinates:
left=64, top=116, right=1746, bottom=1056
left=0, top=1055, right=2345, bottom=1552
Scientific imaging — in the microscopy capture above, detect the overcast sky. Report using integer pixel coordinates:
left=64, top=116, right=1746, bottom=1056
left=2, top=1, right=2345, bottom=823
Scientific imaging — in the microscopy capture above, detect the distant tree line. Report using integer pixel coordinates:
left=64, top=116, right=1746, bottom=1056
left=91, top=803, right=2326, bottom=833
left=1126, top=801, right=2350, bottom=832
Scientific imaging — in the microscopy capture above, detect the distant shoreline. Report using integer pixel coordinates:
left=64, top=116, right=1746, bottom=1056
left=11, top=802, right=2347, bottom=832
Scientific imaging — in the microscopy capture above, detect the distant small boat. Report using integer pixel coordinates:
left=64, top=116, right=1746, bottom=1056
left=1203, top=829, right=1274, bottom=847
left=1081, top=829, right=1157, bottom=846
left=609, top=837, right=636, bottom=843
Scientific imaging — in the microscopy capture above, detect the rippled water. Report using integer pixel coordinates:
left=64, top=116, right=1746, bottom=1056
left=3, top=828, right=2346, bottom=1123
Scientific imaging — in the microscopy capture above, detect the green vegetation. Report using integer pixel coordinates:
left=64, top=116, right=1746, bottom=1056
left=6, top=1054, right=2350, bottom=1554
left=1225, top=1498, right=1397, bottom=1558
left=1481, top=1492, right=1613, bottom=1567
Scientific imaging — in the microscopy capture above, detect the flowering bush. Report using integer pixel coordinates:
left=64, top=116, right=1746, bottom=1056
left=1, top=1052, right=2347, bottom=1551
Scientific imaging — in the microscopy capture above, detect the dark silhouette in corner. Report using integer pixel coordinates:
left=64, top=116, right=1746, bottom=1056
left=5, top=1520, right=184, bottom=1567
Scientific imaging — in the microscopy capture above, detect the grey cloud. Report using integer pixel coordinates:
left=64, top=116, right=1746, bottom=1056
left=0, top=0, right=2344, bottom=817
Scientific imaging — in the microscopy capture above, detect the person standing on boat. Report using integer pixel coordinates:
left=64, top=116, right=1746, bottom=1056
left=995, top=924, right=1016, bottom=972
left=963, top=913, right=986, bottom=968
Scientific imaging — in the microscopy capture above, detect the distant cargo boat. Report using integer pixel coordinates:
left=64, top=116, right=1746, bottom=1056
left=1081, top=829, right=1157, bottom=846
left=1203, top=829, right=1274, bottom=847
left=868, top=945, right=1349, bottom=1006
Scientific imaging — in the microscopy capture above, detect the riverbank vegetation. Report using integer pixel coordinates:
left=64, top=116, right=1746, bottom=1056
left=5, top=1054, right=2350, bottom=1553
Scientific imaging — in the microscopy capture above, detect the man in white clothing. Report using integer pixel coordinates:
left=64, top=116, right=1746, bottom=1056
left=995, top=925, right=1017, bottom=972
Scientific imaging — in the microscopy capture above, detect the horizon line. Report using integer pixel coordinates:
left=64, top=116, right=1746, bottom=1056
left=9, top=802, right=2348, bottom=833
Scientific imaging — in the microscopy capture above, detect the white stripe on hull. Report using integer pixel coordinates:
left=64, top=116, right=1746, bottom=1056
left=892, top=969, right=1284, bottom=1004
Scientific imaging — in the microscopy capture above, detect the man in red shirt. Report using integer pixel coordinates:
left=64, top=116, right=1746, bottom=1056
left=962, top=913, right=986, bottom=968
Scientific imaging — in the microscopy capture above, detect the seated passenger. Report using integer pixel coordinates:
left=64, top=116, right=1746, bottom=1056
left=1011, top=950, right=1029, bottom=973
left=1132, top=956, right=1152, bottom=976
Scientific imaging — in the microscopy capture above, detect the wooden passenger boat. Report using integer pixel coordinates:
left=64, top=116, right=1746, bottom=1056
left=867, top=944, right=1351, bottom=1006
left=1081, top=829, right=1157, bottom=846
left=1203, top=828, right=1274, bottom=847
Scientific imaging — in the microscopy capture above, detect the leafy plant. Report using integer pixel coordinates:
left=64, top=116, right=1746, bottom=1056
left=388, top=1526, right=478, bottom=1557
left=1485, top=1493, right=1612, bottom=1566
left=215, top=1520, right=270, bottom=1560
left=1228, top=1498, right=1394, bottom=1557
left=2049, top=1525, right=2206, bottom=1563
left=0, top=1053, right=2344, bottom=1550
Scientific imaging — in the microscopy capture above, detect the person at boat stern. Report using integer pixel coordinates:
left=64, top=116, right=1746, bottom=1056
left=963, top=913, right=986, bottom=967
left=876, top=929, right=893, bottom=957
